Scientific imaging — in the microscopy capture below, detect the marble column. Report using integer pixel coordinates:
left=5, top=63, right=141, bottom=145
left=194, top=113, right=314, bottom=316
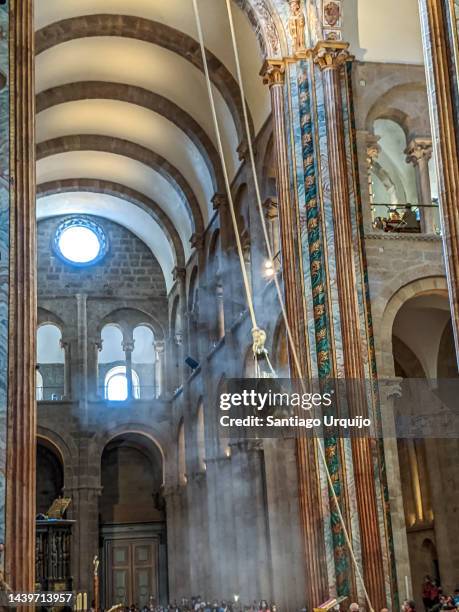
left=313, top=41, right=386, bottom=610
left=261, top=59, right=328, bottom=608
left=4, top=0, right=37, bottom=593
left=405, top=138, right=435, bottom=233
left=418, top=0, right=459, bottom=365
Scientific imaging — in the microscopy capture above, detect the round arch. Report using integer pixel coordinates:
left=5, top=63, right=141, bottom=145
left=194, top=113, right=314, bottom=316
left=377, top=276, right=448, bottom=376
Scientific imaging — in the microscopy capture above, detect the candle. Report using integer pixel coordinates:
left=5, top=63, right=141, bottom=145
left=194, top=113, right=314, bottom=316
left=405, top=576, right=410, bottom=601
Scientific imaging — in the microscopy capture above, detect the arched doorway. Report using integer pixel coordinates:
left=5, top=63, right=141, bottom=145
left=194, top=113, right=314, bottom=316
left=392, top=290, right=459, bottom=601
left=100, top=434, right=167, bottom=608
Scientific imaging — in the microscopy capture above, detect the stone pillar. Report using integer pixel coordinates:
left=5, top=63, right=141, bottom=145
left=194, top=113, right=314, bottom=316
left=88, top=338, right=102, bottom=400
left=405, top=138, right=435, bottom=233
left=4, top=0, right=37, bottom=593
left=418, top=0, right=459, bottom=365
left=261, top=59, right=328, bottom=608
left=313, top=41, right=386, bottom=610
left=154, top=341, right=165, bottom=398
left=76, top=294, right=88, bottom=405
left=262, top=197, right=280, bottom=269
left=123, top=340, right=135, bottom=399
left=60, top=339, right=72, bottom=400
left=212, top=193, right=239, bottom=326
left=216, top=282, right=225, bottom=340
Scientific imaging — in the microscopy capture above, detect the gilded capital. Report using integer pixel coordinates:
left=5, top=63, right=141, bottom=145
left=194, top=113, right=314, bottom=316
left=312, top=41, right=352, bottom=71
left=260, top=60, right=286, bottom=88
left=404, top=137, right=433, bottom=165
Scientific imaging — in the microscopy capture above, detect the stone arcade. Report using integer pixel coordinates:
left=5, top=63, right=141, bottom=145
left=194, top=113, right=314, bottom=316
left=0, top=1, right=459, bottom=611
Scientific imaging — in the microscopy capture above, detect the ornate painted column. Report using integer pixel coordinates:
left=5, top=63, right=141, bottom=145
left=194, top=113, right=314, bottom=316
left=3, top=0, right=37, bottom=593
left=418, top=0, right=459, bottom=364
left=313, top=40, right=386, bottom=610
left=261, top=59, right=328, bottom=608
left=405, top=137, right=435, bottom=233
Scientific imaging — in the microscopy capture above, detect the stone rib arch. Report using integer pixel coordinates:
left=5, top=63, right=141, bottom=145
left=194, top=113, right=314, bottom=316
left=37, top=178, right=185, bottom=268
left=36, top=134, right=205, bottom=233
left=35, top=14, right=252, bottom=142
left=36, top=82, right=225, bottom=193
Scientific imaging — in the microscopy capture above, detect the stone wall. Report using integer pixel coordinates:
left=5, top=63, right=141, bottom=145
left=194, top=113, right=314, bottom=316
left=38, top=215, right=166, bottom=299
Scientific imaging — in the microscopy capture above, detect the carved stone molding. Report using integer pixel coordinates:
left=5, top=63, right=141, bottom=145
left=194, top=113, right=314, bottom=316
left=405, top=137, right=433, bottom=165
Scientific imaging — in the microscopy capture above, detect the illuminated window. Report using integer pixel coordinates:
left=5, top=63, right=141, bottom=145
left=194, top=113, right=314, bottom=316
left=105, top=366, right=140, bottom=401
left=54, top=217, right=107, bottom=266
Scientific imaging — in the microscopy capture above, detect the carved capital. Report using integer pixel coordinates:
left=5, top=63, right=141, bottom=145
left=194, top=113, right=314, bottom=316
left=405, top=138, right=433, bottom=166
left=173, top=332, right=183, bottom=346
left=312, top=41, right=352, bottom=71
left=263, top=197, right=279, bottom=219
left=172, top=266, right=186, bottom=282
left=154, top=340, right=165, bottom=354
left=122, top=340, right=135, bottom=353
left=212, top=192, right=227, bottom=211
left=190, top=232, right=205, bottom=251
left=260, top=59, right=286, bottom=88
left=366, top=133, right=381, bottom=167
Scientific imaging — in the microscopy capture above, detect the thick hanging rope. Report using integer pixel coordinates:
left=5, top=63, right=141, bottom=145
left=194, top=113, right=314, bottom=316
left=222, top=2, right=375, bottom=610
left=191, top=0, right=270, bottom=369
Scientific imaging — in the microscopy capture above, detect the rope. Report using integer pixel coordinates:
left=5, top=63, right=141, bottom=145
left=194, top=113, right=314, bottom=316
left=223, top=2, right=375, bottom=610
left=191, top=0, right=260, bottom=351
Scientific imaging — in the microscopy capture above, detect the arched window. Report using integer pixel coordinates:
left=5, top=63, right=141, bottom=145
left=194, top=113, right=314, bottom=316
left=37, top=323, right=65, bottom=400
left=132, top=325, right=156, bottom=399
left=104, top=366, right=140, bottom=401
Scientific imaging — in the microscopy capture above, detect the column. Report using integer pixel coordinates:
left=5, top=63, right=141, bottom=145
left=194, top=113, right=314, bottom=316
left=418, top=0, right=459, bottom=364
left=154, top=341, right=165, bottom=398
left=261, top=59, right=328, bottom=608
left=216, top=282, right=225, bottom=340
left=212, top=194, right=236, bottom=327
left=60, top=339, right=72, bottom=400
left=405, top=138, right=435, bottom=233
left=4, top=0, right=37, bottom=593
left=262, top=197, right=280, bottom=270
left=123, top=340, right=135, bottom=399
left=87, top=338, right=102, bottom=400
left=313, top=41, right=386, bottom=610
left=76, top=294, right=88, bottom=405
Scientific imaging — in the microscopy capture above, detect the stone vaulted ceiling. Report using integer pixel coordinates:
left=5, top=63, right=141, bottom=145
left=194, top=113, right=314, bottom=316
left=35, top=0, right=270, bottom=290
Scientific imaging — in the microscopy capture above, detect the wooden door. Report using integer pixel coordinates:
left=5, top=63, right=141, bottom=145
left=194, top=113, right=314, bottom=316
left=107, top=538, right=158, bottom=608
